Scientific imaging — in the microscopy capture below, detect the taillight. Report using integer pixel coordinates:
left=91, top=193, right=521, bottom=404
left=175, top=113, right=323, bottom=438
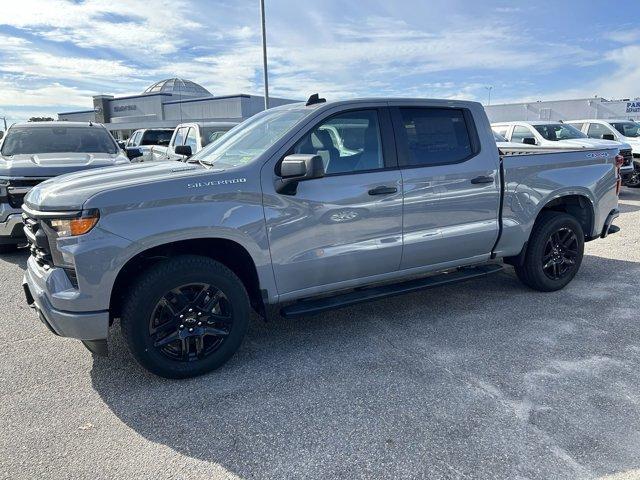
left=615, top=154, right=623, bottom=195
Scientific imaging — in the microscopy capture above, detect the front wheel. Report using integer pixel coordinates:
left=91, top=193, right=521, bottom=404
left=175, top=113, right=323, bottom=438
left=514, top=212, right=584, bottom=292
left=624, top=165, right=640, bottom=188
left=120, top=255, right=250, bottom=379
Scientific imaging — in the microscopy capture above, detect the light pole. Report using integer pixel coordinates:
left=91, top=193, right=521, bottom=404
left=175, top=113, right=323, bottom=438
left=0, top=116, right=6, bottom=131
left=485, top=86, right=493, bottom=106
left=260, top=0, right=270, bottom=110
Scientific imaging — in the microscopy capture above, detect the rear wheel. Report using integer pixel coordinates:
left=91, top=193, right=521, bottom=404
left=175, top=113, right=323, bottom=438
left=514, top=212, right=584, bottom=292
left=120, top=255, right=250, bottom=379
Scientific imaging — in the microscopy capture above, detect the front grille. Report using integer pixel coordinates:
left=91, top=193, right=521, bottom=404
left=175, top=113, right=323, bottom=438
left=620, top=148, right=633, bottom=167
left=7, top=178, right=49, bottom=209
left=22, top=212, right=53, bottom=268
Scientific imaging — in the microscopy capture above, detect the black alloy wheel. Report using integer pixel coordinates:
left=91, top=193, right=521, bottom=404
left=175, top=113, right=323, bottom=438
left=541, top=227, right=579, bottom=280
left=121, top=255, right=250, bottom=379
left=149, top=283, right=233, bottom=362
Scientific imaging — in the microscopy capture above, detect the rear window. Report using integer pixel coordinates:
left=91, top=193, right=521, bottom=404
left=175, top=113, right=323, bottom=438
left=1, top=126, right=118, bottom=155
left=533, top=124, right=586, bottom=141
left=141, top=130, right=173, bottom=146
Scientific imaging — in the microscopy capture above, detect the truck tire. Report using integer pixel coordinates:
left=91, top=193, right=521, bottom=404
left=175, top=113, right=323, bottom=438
left=120, top=255, right=250, bottom=379
left=625, top=167, right=640, bottom=188
left=514, top=212, right=584, bottom=292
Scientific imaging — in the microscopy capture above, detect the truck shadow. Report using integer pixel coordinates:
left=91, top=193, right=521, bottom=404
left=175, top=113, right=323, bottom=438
left=619, top=188, right=640, bottom=214
left=0, top=247, right=29, bottom=269
left=90, top=254, right=640, bottom=479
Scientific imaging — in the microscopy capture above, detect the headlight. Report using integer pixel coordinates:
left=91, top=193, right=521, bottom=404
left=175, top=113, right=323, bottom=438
left=49, top=210, right=100, bottom=237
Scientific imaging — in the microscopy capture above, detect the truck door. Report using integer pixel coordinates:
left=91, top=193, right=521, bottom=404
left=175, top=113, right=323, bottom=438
left=263, top=108, right=403, bottom=296
left=390, top=105, right=501, bottom=269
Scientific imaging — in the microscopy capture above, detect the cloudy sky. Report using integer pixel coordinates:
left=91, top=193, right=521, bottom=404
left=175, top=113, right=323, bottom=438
left=0, top=0, right=639, bottom=123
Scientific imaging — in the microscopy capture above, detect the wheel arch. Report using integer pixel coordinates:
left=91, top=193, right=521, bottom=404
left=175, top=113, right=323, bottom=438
left=109, top=237, right=267, bottom=321
left=536, top=192, right=595, bottom=238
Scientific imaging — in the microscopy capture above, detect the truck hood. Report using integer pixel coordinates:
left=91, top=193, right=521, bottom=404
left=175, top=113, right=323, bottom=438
left=0, top=152, right=129, bottom=177
left=24, top=161, right=203, bottom=211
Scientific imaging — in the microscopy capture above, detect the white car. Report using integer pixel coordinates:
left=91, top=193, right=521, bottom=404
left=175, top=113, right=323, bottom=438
left=566, top=119, right=640, bottom=187
left=150, top=121, right=238, bottom=161
left=492, top=121, right=633, bottom=177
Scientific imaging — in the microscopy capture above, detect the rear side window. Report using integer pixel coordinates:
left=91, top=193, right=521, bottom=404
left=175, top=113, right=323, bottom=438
left=1, top=126, right=118, bottom=155
left=141, top=130, right=173, bottom=146
left=492, top=126, right=509, bottom=138
left=395, top=108, right=476, bottom=167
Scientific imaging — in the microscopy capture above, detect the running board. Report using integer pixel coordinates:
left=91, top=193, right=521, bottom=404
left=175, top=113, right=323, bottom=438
left=280, top=263, right=504, bottom=319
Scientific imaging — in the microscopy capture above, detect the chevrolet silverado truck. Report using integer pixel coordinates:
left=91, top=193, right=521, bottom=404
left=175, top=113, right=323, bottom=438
left=0, top=121, right=130, bottom=253
left=22, top=97, right=622, bottom=378
left=149, top=121, right=237, bottom=162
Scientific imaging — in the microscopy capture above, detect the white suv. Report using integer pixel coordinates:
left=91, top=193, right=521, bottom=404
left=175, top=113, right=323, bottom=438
left=492, top=121, right=634, bottom=180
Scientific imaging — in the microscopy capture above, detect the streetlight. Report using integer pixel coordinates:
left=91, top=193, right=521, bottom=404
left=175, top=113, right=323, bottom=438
left=260, top=0, right=269, bottom=110
left=485, top=86, right=493, bottom=106
left=0, top=116, right=7, bottom=131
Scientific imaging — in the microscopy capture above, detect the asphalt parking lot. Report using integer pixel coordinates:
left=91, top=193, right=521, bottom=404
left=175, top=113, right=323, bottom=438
left=1, top=189, right=640, bottom=480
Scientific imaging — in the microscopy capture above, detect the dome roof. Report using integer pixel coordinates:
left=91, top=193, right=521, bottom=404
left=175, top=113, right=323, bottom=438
left=142, top=78, right=212, bottom=97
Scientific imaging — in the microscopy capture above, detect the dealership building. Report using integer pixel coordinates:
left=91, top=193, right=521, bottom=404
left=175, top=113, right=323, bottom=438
left=485, top=96, right=640, bottom=123
left=58, top=78, right=297, bottom=139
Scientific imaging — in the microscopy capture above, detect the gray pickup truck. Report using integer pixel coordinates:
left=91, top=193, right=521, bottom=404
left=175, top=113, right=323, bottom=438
left=22, top=97, right=621, bottom=378
left=0, top=121, right=130, bottom=252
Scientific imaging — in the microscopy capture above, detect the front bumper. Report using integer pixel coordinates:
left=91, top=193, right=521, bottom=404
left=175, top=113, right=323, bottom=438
left=0, top=213, right=26, bottom=243
left=23, top=257, right=109, bottom=340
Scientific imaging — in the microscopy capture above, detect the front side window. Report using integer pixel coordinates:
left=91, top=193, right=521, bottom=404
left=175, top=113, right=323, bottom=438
left=395, top=108, right=475, bottom=167
left=172, top=127, right=186, bottom=147
left=611, top=122, right=640, bottom=138
left=587, top=123, right=615, bottom=139
left=534, top=124, right=586, bottom=141
left=184, top=127, right=198, bottom=151
left=1, top=126, right=118, bottom=155
left=511, top=126, right=536, bottom=144
left=292, top=110, right=384, bottom=174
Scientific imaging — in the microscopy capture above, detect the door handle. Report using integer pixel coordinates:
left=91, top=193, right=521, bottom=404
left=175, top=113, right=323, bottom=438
left=470, top=175, right=494, bottom=185
left=368, top=185, right=398, bottom=195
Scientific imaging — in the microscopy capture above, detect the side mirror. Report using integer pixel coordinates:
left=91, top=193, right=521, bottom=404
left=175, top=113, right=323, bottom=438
left=276, top=154, right=325, bottom=194
left=126, top=147, right=143, bottom=160
left=602, top=133, right=616, bottom=141
left=174, top=145, right=192, bottom=157
left=522, top=137, right=537, bottom=145
left=116, top=140, right=126, bottom=150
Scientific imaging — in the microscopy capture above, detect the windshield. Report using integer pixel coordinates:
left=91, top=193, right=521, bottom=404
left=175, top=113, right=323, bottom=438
left=1, top=126, right=118, bottom=155
left=141, top=130, right=173, bottom=145
left=493, top=131, right=508, bottom=142
left=611, top=122, right=640, bottom=138
left=533, top=124, right=587, bottom=141
left=190, top=107, right=308, bottom=168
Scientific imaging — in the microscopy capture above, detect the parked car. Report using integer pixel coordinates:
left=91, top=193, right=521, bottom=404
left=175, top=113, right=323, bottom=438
left=149, top=121, right=237, bottom=161
left=124, top=128, right=174, bottom=162
left=566, top=119, right=640, bottom=187
left=22, top=97, right=621, bottom=378
left=491, top=121, right=634, bottom=179
left=0, top=121, right=130, bottom=253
